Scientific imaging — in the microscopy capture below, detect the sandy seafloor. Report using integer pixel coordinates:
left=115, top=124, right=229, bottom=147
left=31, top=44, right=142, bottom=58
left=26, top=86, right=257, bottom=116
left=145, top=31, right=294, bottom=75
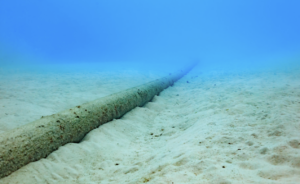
left=1, top=62, right=300, bottom=184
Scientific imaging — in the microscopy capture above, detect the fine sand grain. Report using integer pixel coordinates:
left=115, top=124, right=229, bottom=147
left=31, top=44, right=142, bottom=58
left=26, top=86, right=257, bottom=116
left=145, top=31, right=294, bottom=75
left=1, top=64, right=300, bottom=183
left=0, top=63, right=168, bottom=134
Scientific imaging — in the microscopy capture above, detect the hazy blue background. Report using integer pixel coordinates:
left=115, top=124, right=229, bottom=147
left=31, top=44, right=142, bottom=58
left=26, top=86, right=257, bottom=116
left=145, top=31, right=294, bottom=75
left=0, top=0, right=300, bottom=69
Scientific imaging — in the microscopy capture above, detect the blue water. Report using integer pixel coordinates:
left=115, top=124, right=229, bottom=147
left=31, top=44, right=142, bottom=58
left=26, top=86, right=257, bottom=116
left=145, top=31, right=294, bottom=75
left=1, top=2, right=300, bottom=182
left=0, top=0, right=300, bottom=71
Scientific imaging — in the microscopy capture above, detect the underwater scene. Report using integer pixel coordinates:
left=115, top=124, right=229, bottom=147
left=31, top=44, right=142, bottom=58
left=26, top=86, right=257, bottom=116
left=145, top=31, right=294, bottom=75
left=0, top=0, right=300, bottom=183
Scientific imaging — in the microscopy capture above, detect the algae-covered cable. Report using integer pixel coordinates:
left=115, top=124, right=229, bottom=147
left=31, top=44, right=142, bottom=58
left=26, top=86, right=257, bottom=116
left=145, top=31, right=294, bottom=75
left=0, top=62, right=197, bottom=178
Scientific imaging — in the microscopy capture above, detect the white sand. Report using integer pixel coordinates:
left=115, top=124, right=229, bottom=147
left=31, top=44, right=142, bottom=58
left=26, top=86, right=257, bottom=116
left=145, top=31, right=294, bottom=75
left=0, top=63, right=168, bottom=134
left=1, top=63, right=300, bottom=183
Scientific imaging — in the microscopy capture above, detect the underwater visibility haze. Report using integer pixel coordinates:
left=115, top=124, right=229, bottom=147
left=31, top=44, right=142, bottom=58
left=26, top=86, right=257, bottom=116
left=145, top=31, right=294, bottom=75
left=2, top=1, right=300, bottom=183
left=0, top=0, right=300, bottom=71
